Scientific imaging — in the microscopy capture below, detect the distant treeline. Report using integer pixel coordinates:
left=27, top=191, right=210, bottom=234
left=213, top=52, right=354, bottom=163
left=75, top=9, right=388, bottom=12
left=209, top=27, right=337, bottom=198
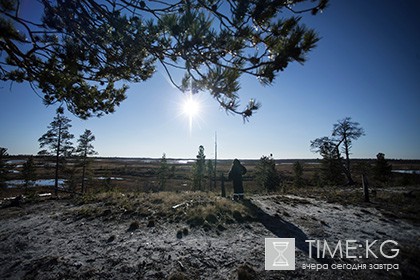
left=3, top=155, right=420, bottom=165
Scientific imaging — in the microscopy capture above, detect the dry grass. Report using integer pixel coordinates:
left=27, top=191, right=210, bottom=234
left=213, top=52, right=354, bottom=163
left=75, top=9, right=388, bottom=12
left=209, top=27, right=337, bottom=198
left=70, top=191, right=255, bottom=231
left=284, top=185, right=420, bottom=223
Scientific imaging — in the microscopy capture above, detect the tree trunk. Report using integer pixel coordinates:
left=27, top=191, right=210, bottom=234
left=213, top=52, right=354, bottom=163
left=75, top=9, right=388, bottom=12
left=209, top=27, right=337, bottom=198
left=54, top=120, right=62, bottom=196
left=221, top=174, right=226, bottom=198
left=343, top=135, right=354, bottom=185
left=81, top=164, right=86, bottom=194
left=362, top=174, right=370, bottom=202
left=81, top=149, right=87, bottom=194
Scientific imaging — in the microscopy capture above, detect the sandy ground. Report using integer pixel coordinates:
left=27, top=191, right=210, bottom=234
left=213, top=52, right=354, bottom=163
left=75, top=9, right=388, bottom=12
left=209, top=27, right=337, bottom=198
left=0, top=195, right=419, bottom=279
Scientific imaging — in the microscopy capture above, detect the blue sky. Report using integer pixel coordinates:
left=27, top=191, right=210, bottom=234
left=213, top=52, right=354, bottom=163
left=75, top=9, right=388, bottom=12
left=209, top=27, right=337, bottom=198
left=1, top=0, right=419, bottom=160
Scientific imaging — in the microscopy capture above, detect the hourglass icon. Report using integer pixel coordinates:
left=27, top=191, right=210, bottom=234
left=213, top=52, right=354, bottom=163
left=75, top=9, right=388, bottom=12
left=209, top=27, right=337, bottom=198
left=272, top=241, right=289, bottom=266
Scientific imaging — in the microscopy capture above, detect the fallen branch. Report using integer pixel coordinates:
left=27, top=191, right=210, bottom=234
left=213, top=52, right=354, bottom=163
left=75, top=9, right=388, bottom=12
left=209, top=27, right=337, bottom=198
left=172, top=199, right=194, bottom=209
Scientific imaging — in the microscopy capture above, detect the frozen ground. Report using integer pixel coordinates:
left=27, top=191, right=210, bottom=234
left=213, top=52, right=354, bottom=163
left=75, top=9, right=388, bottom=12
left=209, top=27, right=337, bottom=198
left=0, top=195, right=418, bottom=279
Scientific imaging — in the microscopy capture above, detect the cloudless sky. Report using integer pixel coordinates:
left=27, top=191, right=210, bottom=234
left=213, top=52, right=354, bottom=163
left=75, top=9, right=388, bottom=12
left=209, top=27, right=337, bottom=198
left=1, top=0, right=419, bottom=160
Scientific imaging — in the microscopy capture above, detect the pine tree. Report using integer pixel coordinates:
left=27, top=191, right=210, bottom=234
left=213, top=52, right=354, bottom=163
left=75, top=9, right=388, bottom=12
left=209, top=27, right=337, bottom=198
left=310, top=137, right=344, bottom=186
left=193, top=145, right=206, bottom=191
left=320, top=148, right=344, bottom=186
left=293, top=161, right=304, bottom=188
left=1, top=0, right=328, bottom=120
left=332, top=117, right=365, bottom=185
left=0, top=147, right=8, bottom=186
left=311, top=117, right=365, bottom=186
left=373, top=153, right=392, bottom=184
left=75, top=129, right=97, bottom=194
left=22, top=156, right=36, bottom=192
left=38, top=107, right=74, bottom=195
left=255, top=155, right=280, bottom=192
left=158, top=153, right=169, bottom=191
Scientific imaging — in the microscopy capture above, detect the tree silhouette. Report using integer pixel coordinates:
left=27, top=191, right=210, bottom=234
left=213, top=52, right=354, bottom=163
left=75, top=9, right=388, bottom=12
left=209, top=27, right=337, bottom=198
left=38, top=107, right=74, bottom=195
left=373, top=152, right=392, bottom=184
left=255, top=155, right=280, bottom=192
left=0, top=147, right=8, bottom=185
left=158, top=153, right=169, bottom=191
left=75, top=129, right=97, bottom=194
left=332, top=117, right=365, bottom=185
left=293, top=160, right=304, bottom=188
left=0, top=0, right=328, bottom=120
left=193, top=145, right=206, bottom=190
left=310, top=117, right=364, bottom=185
left=310, top=137, right=344, bottom=186
left=22, top=156, right=37, bottom=192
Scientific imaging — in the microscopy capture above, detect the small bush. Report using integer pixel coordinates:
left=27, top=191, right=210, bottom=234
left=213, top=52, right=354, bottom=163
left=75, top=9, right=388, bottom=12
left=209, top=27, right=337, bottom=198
left=147, top=219, right=155, bottom=227
left=232, top=211, right=244, bottom=223
left=168, top=272, right=187, bottom=280
left=255, top=155, right=281, bottom=192
left=127, top=221, right=140, bottom=232
left=187, top=216, right=204, bottom=228
left=205, top=213, right=218, bottom=224
left=237, top=263, right=257, bottom=280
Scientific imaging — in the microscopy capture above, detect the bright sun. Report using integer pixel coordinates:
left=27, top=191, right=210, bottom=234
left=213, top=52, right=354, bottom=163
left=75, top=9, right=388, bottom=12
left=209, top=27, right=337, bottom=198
left=181, top=94, right=201, bottom=133
left=183, top=96, right=200, bottom=118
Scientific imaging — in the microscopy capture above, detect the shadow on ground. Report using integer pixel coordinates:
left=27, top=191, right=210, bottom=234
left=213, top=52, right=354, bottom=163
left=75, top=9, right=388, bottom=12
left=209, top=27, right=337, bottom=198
left=243, top=199, right=332, bottom=264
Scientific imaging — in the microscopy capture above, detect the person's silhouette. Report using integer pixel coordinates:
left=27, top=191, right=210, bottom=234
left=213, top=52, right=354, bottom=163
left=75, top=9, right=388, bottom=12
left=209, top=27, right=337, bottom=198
left=228, top=159, right=247, bottom=200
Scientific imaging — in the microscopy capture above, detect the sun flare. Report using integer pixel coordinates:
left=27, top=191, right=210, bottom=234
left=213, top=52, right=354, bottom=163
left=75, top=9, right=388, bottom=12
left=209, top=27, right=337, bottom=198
left=181, top=94, right=202, bottom=134
left=183, top=96, right=200, bottom=118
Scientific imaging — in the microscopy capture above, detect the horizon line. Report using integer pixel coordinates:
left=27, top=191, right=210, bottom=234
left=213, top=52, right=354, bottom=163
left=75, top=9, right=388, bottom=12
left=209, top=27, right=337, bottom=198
left=4, top=154, right=420, bottom=161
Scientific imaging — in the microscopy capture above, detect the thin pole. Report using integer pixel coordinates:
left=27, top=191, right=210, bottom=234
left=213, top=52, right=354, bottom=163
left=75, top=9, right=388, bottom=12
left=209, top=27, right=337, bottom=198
left=214, top=131, right=217, bottom=189
left=54, top=116, right=61, bottom=197
left=362, top=174, right=370, bottom=203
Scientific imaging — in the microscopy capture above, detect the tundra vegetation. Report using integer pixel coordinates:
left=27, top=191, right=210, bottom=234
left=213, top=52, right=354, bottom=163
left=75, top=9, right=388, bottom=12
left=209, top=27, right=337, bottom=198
left=1, top=153, right=419, bottom=279
left=1, top=154, right=419, bottom=223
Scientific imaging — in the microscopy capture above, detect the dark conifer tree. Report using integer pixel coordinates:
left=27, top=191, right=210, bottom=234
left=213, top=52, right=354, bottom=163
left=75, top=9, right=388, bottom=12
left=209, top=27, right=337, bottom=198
left=373, top=153, right=392, bottom=184
left=0, top=147, right=8, bottom=186
left=255, top=155, right=280, bottom=192
left=293, top=161, right=304, bottom=188
left=75, top=129, right=97, bottom=194
left=38, top=107, right=74, bottom=195
left=193, top=145, right=206, bottom=191
left=158, top=153, right=169, bottom=191
left=310, top=137, right=344, bottom=186
left=311, top=117, right=365, bottom=186
left=332, top=117, right=365, bottom=185
left=22, top=156, right=37, bottom=192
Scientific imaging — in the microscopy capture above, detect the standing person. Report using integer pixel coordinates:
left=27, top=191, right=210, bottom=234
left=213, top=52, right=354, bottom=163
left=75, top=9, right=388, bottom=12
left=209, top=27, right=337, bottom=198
left=228, top=159, right=247, bottom=200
